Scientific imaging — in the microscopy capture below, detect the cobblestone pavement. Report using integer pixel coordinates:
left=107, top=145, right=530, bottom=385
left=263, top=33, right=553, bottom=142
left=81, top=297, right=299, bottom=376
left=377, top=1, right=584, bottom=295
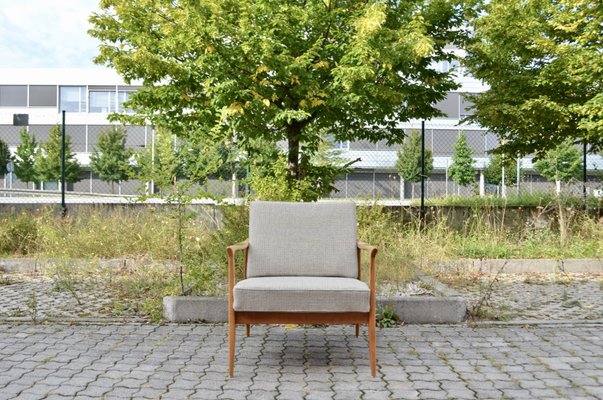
left=452, top=273, right=603, bottom=321
left=0, top=272, right=142, bottom=322
left=0, top=322, right=602, bottom=400
left=3, top=270, right=602, bottom=323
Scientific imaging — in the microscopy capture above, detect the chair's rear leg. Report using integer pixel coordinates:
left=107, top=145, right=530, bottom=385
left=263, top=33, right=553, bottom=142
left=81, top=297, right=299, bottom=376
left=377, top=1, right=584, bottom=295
left=355, top=324, right=360, bottom=337
left=246, top=324, right=251, bottom=337
left=229, top=315, right=236, bottom=377
left=369, top=319, right=376, bottom=377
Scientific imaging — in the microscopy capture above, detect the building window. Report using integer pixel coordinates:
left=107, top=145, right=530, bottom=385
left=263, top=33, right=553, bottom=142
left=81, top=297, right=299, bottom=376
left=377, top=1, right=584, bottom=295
left=333, top=140, right=350, bottom=150
left=0, top=85, right=27, bottom=107
left=59, top=86, right=87, bottom=112
left=89, top=90, right=116, bottom=113
left=29, top=85, right=57, bottom=107
left=117, top=90, right=134, bottom=113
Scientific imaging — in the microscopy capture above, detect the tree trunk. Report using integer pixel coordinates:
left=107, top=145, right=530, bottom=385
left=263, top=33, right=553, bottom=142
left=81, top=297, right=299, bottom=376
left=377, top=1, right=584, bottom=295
left=556, top=180, right=561, bottom=195
left=111, top=181, right=115, bottom=194
left=286, top=123, right=302, bottom=179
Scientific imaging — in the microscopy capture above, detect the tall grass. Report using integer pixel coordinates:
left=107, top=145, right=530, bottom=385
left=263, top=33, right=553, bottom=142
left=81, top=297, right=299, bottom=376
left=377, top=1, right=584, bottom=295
left=0, top=203, right=600, bottom=322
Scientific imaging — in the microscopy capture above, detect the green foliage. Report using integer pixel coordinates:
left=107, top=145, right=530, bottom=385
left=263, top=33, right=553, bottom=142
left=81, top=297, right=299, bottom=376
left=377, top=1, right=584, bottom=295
left=0, top=138, right=11, bottom=176
left=89, top=126, right=134, bottom=193
left=89, top=0, right=465, bottom=184
left=13, top=129, right=38, bottom=187
left=533, top=140, right=583, bottom=188
left=248, top=155, right=316, bottom=201
left=395, top=130, right=433, bottom=197
left=135, top=129, right=231, bottom=197
left=134, top=129, right=181, bottom=196
left=180, top=139, right=242, bottom=184
left=484, top=153, right=518, bottom=186
left=248, top=137, right=354, bottom=201
left=464, top=0, right=603, bottom=155
left=376, top=305, right=399, bottom=328
left=34, top=125, right=83, bottom=184
left=448, top=131, right=476, bottom=188
left=422, top=193, right=602, bottom=208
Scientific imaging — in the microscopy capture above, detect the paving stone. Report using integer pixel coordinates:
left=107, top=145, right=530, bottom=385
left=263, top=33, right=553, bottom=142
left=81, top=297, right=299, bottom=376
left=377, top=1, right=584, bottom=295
left=217, top=389, right=250, bottom=400
left=0, top=322, right=603, bottom=400
left=132, top=387, right=167, bottom=399
left=246, top=390, right=279, bottom=399
left=332, top=390, right=362, bottom=400
left=277, top=390, right=307, bottom=400
left=48, top=385, right=83, bottom=397
left=190, top=389, right=222, bottom=399
left=362, top=389, right=393, bottom=399
left=305, top=391, right=335, bottom=400
left=417, top=389, right=449, bottom=399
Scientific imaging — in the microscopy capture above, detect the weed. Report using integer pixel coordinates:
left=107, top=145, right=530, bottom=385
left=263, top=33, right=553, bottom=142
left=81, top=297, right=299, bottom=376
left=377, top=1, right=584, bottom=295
left=376, top=305, right=399, bottom=328
left=27, top=292, right=38, bottom=323
left=466, top=262, right=507, bottom=322
left=46, top=261, right=82, bottom=305
left=563, top=300, right=582, bottom=308
left=562, top=290, right=569, bottom=302
left=42, top=356, right=55, bottom=364
left=0, top=276, right=16, bottom=285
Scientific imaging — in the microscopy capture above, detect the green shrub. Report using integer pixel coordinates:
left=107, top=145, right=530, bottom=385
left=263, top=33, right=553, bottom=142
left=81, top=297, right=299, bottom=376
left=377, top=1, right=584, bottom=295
left=376, top=305, right=399, bottom=328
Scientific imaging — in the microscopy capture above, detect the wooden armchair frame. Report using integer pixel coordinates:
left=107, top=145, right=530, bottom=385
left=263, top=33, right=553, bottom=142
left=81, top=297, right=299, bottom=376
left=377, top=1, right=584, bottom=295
left=227, top=239, right=377, bottom=377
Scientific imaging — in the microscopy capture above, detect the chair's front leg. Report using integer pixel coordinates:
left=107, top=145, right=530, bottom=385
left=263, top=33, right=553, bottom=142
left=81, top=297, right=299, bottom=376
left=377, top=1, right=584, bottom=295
left=359, top=242, right=378, bottom=377
left=226, top=240, right=248, bottom=377
left=370, top=247, right=378, bottom=377
left=228, top=248, right=236, bottom=377
left=228, top=310, right=235, bottom=377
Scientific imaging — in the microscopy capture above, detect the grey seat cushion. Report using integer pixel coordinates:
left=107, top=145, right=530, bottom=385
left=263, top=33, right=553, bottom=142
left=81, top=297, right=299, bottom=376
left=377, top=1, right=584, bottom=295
left=247, top=201, right=358, bottom=278
left=233, top=277, right=370, bottom=312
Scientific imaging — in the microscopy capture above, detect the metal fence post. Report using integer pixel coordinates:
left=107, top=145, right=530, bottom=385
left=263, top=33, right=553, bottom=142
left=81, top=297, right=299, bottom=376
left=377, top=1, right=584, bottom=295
left=61, top=110, right=67, bottom=217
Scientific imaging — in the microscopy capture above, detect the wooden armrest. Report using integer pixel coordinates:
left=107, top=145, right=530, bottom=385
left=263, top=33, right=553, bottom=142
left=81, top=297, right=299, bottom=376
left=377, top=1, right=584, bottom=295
left=357, top=241, right=378, bottom=256
left=227, top=240, right=249, bottom=302
left=227, top=240, right=249, bottom=254
left=357, top=242, right=378, bottom=313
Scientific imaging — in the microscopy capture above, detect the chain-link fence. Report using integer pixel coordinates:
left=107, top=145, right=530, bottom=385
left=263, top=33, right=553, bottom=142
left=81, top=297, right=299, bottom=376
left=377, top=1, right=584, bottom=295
left=1, top=118, right=602, bottom=205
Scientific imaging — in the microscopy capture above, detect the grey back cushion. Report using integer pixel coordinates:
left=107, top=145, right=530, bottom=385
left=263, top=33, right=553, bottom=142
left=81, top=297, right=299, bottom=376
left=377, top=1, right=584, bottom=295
left=247, top=201, right=358, bottom=278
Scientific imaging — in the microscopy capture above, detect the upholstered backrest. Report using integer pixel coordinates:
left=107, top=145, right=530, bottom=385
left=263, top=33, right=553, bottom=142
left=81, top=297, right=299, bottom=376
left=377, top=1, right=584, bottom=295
left=247, top=201, right=358, bottom=278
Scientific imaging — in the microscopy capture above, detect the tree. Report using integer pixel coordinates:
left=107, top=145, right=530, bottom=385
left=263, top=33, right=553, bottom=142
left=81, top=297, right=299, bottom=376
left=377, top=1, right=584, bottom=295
left=0, top=139, right=11, bottom=177
left=89, top=0, right=465, bottom=186
left=533, top=140, right=582, bottom=194
left=35, top=125, right=83, bottom=187
left=395, top=130, right=433, bottom=198
left=484, top=153, right=518, bottom=189
left=90, top=126, right=134, bottom=193
left=448, top=131, right=476, bottom=193
left=463, top=0, right=603, bottom=157
left=134, top=129, right=182, bottom=196
left=13, top=129, right=38, bottom=188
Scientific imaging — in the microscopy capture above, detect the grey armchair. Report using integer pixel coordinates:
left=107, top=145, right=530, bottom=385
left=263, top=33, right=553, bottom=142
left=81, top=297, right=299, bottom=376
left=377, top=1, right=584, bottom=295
left=227, top=201, right=378, bottom=377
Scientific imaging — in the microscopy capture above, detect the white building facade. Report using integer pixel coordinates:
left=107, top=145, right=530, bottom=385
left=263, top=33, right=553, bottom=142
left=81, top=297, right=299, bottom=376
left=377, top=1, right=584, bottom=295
left=0, top=67, right=601, bottom=199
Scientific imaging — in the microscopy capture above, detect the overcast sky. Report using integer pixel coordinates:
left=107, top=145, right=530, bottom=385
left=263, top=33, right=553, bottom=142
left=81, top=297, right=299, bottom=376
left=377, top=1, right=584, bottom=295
left=0, top=0, right=103, bottom=68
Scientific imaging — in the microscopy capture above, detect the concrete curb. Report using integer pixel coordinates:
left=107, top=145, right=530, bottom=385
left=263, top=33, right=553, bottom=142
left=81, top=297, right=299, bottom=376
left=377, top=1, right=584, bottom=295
left=450, top=258, right=603, bottom=274
left=163, top=295, right=467, bottom=324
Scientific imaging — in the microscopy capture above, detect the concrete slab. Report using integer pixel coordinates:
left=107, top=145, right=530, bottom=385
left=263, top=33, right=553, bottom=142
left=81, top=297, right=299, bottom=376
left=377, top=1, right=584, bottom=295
left=163, top=296, right=227, bottom=323
left=378, top=296, right=467, bottom=324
